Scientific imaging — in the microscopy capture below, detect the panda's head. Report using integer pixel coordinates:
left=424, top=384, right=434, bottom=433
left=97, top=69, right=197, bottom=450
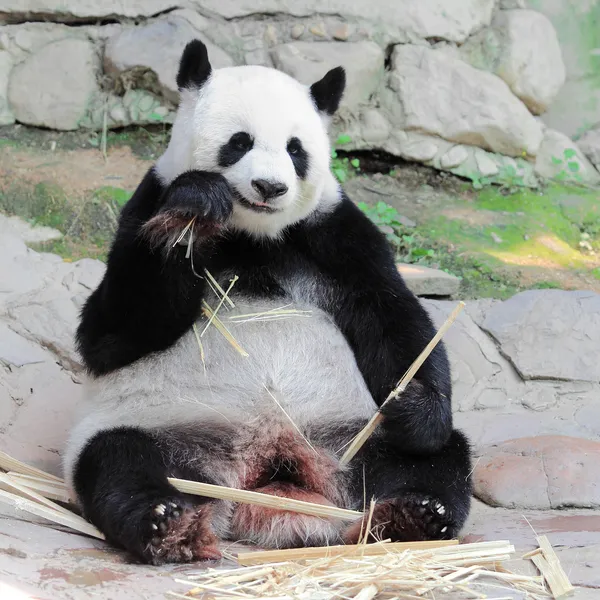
left=156, top=40, right=346, bottom=238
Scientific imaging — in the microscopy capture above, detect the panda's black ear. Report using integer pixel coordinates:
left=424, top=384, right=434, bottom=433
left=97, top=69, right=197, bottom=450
left=310, top=66, right=346, bottom=115
left=177, top=39, right=212, bottom=91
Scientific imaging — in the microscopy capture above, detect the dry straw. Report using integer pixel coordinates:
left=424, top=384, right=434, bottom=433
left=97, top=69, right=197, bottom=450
left=0, top=452, right=574, bottom=599
left=170, top=539, right=557, bottom=599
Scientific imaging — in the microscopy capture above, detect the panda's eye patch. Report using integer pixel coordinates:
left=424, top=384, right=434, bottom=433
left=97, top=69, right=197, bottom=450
left=230, top=132, right=253, bottom=151
left=287, top=137, right=309, bottom=179
left=287, top=137, right=303, bottom=156
left=218, top=132, right=254, bottom=167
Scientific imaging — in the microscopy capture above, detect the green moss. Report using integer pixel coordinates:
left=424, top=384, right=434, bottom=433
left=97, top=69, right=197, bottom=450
left=0, top=182, right=70, bottom=230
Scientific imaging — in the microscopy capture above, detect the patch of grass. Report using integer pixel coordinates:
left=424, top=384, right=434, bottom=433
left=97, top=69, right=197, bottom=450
left=331, top=134, right=361, bottom=183
left=0, top=180, right=136, bottom=262
left=0, top=182, right=70, bottom=230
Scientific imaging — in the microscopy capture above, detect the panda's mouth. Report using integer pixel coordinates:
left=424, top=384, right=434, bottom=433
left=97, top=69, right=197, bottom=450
left=235, top=193, right=279, bottom=214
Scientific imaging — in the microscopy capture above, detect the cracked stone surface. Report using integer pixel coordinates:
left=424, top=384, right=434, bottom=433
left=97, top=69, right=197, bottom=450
left=0, top=216, right=599, bottom=595
left=474, top=436, right=600, bottom=510
left=480, top=289, right=600, bottom=382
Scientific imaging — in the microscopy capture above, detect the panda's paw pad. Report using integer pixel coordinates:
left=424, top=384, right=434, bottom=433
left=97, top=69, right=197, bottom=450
left=149, top=500, right=184, bottom=543
left=143, top=499, right=221, bottom=565
left=400, top=494, right=454, bottom=539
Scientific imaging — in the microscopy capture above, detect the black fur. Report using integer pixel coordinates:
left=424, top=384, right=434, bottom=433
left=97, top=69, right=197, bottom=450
left=287, top=137, right=309, bottom=179
left=75, top=169, right=470, bottom=561
left=310, top=66, right=346, bottom=115
left=78, top=170, right=453, bottom=451
left=177, top=39, right=212, bottom=91
left=218, top=132, right=254, bottom=168
left=75, top=169, right=232, bottom=376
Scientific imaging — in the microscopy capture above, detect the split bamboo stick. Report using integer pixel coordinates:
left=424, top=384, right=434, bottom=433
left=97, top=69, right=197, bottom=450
left=236, top=539, right=459, bottom=566
left=339, top=301, right=466, bottom=466
left=168, top=478, right=362, bottom=521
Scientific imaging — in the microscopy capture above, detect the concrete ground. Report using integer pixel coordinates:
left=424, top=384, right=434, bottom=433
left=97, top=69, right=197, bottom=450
left=0, top=499, right=599, bottom=599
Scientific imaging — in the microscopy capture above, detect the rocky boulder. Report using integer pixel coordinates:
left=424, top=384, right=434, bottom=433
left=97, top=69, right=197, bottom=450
left=271, top=41, right=384, bottom=112
left=535, top=129, right=600, bottom=185
left=474, top=436, right=600, bottom=509
left=7, top=37, right=99, bottom=130
left=0, top=0, right=176, bottom=21
left=104, top=12, right=234, bottom=105
left=382, top=45, right=545, bottom=157
left=578, top=128, right=600, bottom=171
left=194, top=0, right=495, bottom=43
left=481, top=289, right=600, bottom=382
left=0, top=50, right=14, bottom=125
left=462, top=9, right=566, bottom=115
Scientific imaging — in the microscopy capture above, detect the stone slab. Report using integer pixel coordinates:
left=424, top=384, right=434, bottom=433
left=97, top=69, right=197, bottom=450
left=397, top=264, right=460, bottom=297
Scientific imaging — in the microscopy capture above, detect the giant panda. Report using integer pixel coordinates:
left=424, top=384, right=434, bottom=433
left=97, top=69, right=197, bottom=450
left=64, top=39, right=472, bottom=565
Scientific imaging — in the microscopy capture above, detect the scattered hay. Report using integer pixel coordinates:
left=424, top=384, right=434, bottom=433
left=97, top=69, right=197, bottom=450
left=0, top=451, right=576, bottom=600
left=169, top=539, right=554, bottom=600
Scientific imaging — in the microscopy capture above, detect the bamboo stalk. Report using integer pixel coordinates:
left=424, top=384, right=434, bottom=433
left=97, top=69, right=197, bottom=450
left=532, top=536, right=575, bottom=599
left=0, top=473, right=74, bottom=516
left=0, top=489, right=104, bottom=540
left=5, top=472, right=73, bottom=504
left=236, top=540, right=459, bottom=566
left=0, top=451, right=62, bottom=482
left=168, top=478, right=362, bottom=521
left=339, top=301, right=465, bottom=466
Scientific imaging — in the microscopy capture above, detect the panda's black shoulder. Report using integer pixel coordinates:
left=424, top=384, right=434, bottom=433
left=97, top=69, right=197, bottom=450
left=287, top=190, right=403, bottom=286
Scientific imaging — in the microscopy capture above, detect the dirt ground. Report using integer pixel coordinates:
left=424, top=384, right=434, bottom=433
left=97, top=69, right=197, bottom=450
left=1, top=126, right=599, bottom=297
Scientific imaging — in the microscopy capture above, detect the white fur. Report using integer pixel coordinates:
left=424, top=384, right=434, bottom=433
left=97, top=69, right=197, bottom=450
left=64, top=289, right=377, bottom=490
left=155, top=65, right=340, bottom=238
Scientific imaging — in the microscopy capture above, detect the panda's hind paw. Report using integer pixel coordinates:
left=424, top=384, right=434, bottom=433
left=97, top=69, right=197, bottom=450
left=343, top=493, right=457, bottom=545
left=141, top=497, right=222, bottom=565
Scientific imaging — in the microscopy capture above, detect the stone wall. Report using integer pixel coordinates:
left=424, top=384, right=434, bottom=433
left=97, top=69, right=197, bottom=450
left=1, top=0, right=599, bottom=185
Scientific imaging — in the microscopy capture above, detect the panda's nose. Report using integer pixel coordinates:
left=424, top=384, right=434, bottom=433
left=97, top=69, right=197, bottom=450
left=251, top=179, right=288, bottom=200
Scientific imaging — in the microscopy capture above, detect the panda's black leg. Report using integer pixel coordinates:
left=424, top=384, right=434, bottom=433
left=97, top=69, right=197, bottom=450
left=343, top=429, right=472, bottom=543
left=73, top=427, right=221, bottom=565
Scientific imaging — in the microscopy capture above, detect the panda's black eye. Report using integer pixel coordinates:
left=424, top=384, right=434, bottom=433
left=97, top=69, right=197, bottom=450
left=287, top=137, right=309, bottom=179
left=287, top=137, right=303, bottom=156
left=230, top=132, right=253, bottom=151
left=218, top=132, right=254, bottom=167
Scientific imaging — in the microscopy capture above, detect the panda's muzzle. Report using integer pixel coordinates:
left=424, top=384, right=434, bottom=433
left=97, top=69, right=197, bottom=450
left=252, top=178, right=288, bottom=200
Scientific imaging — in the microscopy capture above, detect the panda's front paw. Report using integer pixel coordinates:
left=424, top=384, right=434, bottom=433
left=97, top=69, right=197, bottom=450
left=144, top=171, right=233, bottom=246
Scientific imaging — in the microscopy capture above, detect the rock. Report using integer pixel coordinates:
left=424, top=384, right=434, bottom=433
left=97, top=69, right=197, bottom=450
left=104, top=15, right=234, bottom=105
left=384, top=45, right=544, bottom=157
left=271, top=41, right=384, bottom=111
left=475, top=150, right=499, bottom=177
left=464, top=10, right=565, bottom=115
left=308, top=23, right=327, bottom=38
left=474, top=436, right=600, bottom=509
left=398, top=264, right=460, bottom=297
left=290, top=24, right=305, bottom=39
left=359, top=109, right=390, bottom=145
left=8, top=38, right=99, bottom=130
left=0, top=213, right=61, bottom=244
left=535, top=129, right=600, bottom=185
left=0, top=50, right=14, bottom=125
left=332, top=24, right=350, bottom=41
left=0, top=324, right=48, bottom=368
left=481, top=290, right=600, bottom=382
left=440, top=145, right=469, bottom=169
left=423, top=300, right=522, bottom=414
left=195, top=0, right=495, bottom=43
left=577, top=128, right=600, bottom=170
left=0, top=0, right=175, bottom=20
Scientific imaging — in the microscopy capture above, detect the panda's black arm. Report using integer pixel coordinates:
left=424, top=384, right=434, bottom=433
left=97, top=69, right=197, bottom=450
left=76, top=168, right=231, bottom=376
left=294, top=195, right=453, bottom=453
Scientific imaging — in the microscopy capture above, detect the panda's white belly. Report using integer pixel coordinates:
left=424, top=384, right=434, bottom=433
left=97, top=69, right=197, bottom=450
left=64, top=296, right=377, bottom=479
